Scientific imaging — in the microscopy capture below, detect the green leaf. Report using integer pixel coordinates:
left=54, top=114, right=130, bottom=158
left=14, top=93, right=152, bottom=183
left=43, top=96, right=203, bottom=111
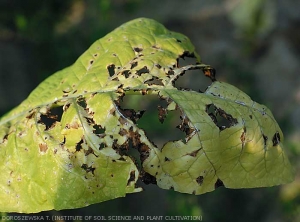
left=0, top=18, right=294, bottom=213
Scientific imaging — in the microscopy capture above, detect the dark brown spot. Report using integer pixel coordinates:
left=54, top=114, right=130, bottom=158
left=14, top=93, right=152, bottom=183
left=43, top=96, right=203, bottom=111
left=152, top=45, right=160, bottom=49
left=262, top=134, right=268, bottom=147
left=164, top=157, right=170, bottom=162
left=272, top=132, right=281, bottom=146
left=130, top=61, right=138, bottom=69
left=133, top=47, right=143, bottom=52
left=186, top=148, right=201, bottom=157
left=196, top=176, right=204, bottom=185
left=39, top=143, right=48, bottom=152
left=155, top=64, right=162, bottom=69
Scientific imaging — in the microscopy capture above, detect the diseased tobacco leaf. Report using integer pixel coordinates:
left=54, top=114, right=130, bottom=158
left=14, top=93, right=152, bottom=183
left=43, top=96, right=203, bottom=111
left=0, top=18, right=294, bottom=213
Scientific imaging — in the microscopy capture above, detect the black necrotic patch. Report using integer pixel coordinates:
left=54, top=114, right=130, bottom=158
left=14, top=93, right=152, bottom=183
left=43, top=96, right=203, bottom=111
left=39, top=106, right=63, bottom=130
left=133, top=47, right=143, bottom=53
left=272, top=132, right=281, bottom=146
left=136, top=66, right=150, bottom=76
left=81, top=164, right=95, bottom=175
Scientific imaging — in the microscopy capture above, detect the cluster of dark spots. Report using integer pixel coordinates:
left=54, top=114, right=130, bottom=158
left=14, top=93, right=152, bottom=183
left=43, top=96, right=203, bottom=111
left=141, top=171, right=157, bottom=185
left=81, top=164, right=95, bottom=175
left=272, top=132, right=281, bottom=146
left=127, top=171, right=136, bottom=185
left=107, top=64, right=116, bottom=77
left=38, top=106, right=63, bottom=130
left=206, top=104, right=238, bottom=130
left=196, top=176, right=204, bottom=185
left=215, top=178, right=224, bottom=189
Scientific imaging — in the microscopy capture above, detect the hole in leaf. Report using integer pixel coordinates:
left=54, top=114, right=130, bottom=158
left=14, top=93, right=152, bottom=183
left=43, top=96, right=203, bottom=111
left=175, top=56, right=213, bottom=92
left=77, top=97, right=87, bottom=108
left=39, top=106, right=63, bottom=130
left=144, top=77, right=164, bottom=86
left=118, top=94, right=185, bottom=149
left=93, top=124, right=105, bottom=135
left=206, top=104, right=238, bottom=130
left=215, top=178, right=224, bottom=188
left=141, top=172, right=157, bottom=185
left=107, top=64, right=116, bottom=77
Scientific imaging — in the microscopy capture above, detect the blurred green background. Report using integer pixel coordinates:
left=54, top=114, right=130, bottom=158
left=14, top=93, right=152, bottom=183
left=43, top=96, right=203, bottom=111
left=0, top=0, right=299, bottom=221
